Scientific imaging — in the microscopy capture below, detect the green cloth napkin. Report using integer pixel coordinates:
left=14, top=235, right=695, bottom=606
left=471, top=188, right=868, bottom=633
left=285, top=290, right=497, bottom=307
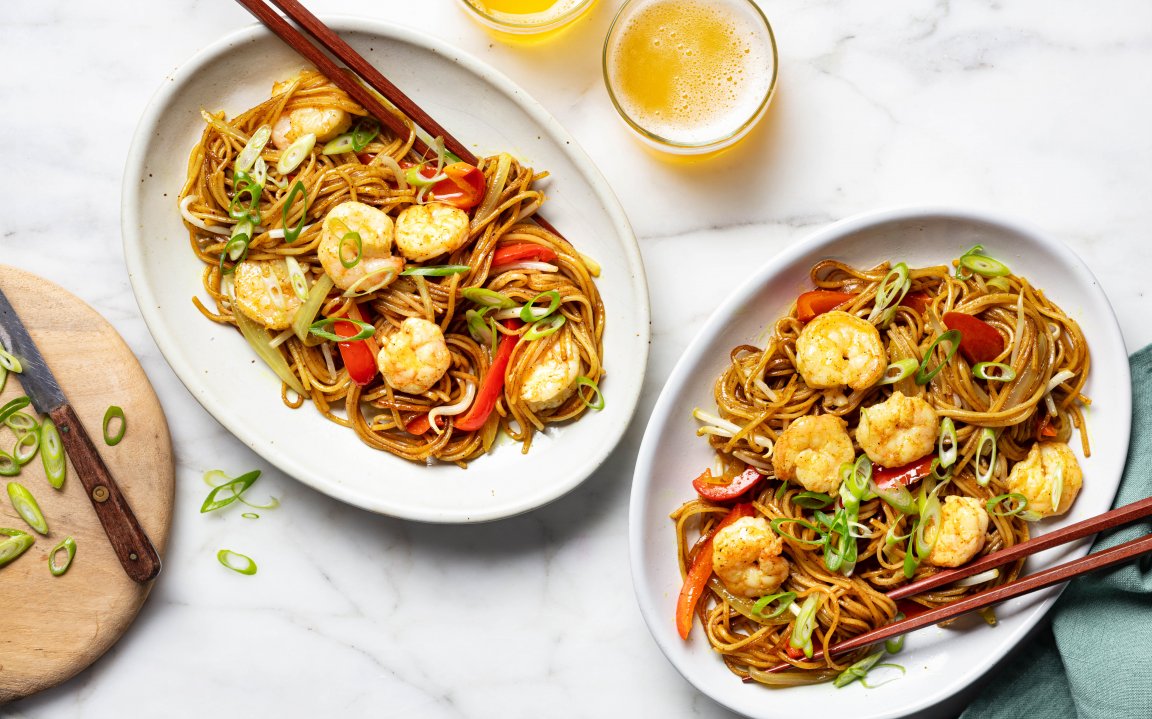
left=961, top=344, right=1152, bottom=719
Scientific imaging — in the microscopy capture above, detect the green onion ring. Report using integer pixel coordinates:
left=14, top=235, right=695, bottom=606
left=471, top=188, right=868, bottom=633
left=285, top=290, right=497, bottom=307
left=284, top=256, right=310, bottom=301
left=903, top=530, right=922, bottom=578
left=789, top=594, right=821, bottom=657
left=986, top=493, right=1029, bottom=517
left=938, top=417, right=957, bottom=468
left=0, top=529, right=34, bottom=567
left=859, top=663, right=906, bottom=689
left=203, top=469, right=232, bottom=487
left=0, top=365, right=7, bottom=394
left=40, top=417, right=66, bottom=489
left=523, top=314, right=565, bottom=341
left=751, top=591, right=797, bottom=620
left=833, top=651, right=885, bottom=688
left=770, top=517, right=827, bottom=546
left=915, top=329, right=962, bottom=385
left=338, top=231, right=363, bottom=268
left=959, top=250, right=1011, bottom=277
left=227, top=180, right=261, bottom=223
left=461, top=287, right=517, bottom=309
left=868, top=262, right=911, bottom=323
left=0, top=349, right=22, bottom=374
left=847, top=454, right=872, bottom=499
left=0, top=397, right=31, bottom=424
left=239, top=494, right=280, bottom=510
left=48, top=536, right=77, bottom=577
left=350, top=118, right=380, bottom=152
left=13, top=430, right=39, bottom=465
left=975, top=427, right=997, bottom=486
left=878, top=358, right=918, bottom=385
left=401, top=264, right=471, bottom=277
left=987, top=277, right=1012, bottom=292
left=774, top=480, right=789, bottom=502
left=5, top=411, right=37, bottom=434
left=575, top=376, right=605, bottom=410
left=322, top=133, right=357, bottom=155
left=7, top=482, right=48, bottom=535
left=234, top=124, right=271, bottom=172
left=973, top=361, right=1017, bottom=382
left=242, top=512, right=260, bottom=519
left=218, top=233, right=250, bottom=275
left=0, top=450, right=18, bottom=477
left=792, top=491, right=835, bottom=509
left=519, top=289, right=562, bottom=323
left=217, top=549, right=258, bottom=575
left=102, top=405, right=127, bottom=446
left=282, top=180, right=309, bottom=243
left=276, top=132, right=316, bottom=175
left=200, top=470, right=261, bottom=513
left=308, top=317, right=375, bottom=342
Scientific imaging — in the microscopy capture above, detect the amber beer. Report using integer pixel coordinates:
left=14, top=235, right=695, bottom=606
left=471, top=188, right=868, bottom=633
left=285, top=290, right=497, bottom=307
left=461, top=0, right=596, bottom=36
left=604, top=0, right=777, bottom=154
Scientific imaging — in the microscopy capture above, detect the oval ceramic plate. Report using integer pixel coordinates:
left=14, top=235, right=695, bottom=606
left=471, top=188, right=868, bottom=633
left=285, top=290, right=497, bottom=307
left=122, top=17, right=649, bottom=522
left=630, top=207, right=1130, bottom=718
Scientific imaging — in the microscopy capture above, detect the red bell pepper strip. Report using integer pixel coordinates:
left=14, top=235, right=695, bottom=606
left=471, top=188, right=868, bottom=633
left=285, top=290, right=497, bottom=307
left=1036, top=414, right=1058, bottom=441
left=675, top=503, right=756, bottom=640
left=691, top=467, right=763, bottom=502
left=491, top=243, right=558, bottom=268
left=873, top=455, right=936, bottom=490
left=796, top=290, right=857, bottom=323
left=784, top=645, right=807, bottom=660
left=334, top=303, right=379, bottom=386
left=900, top=290, right=931, bottom=315
left=429, top=162, right=486, bottom=210
left=455, top=319, right=524, bottom=432
left=942, top=311, right=1004, bottom=364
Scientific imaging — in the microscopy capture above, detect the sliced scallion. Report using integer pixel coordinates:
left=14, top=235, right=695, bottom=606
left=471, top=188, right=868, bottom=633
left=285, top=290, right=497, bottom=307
left=885, top=613, right=906, bottom=654
left=878, top=358, right=918, bottom=385
left=292, top=274, right=334, bottom=343
left=217, top=549, right=258, bottom=575
left=0, top=450, right=17, bottom=477
left=284, top=256, right=310, bottom=301
left=227, top=179, right=261, bottom=224
left=789, top=594, right=821, bottom=658
left=276, top=132, right=316, bottom=174
left=973, top=362, right=1016, bottom=382
left=938, top=417, right=957, bottom=468
left=868, top=262, right=911, bottom=324
left=282, top=180, right=309, bottom=244
left=102, top=405, right=126, bottom=446
left=0, top=349, right=21, bottom=373
left=770, top=517, right=827, bottom=546
left=518, top=289, right=562, bottom=323
left=339, top=231, right=363, bottom=268
left=575, top=376, right=605, bottom=410
left=401, top=264, right=471, bottom=277
left=7, top=482, right=48, bottom=535
left=524, top=314, right=565, bottom=341
left=13, top=430, right=39, bottom=465
left=959, top=246, right=1011, bottom=277
left=465, top=308, right=494, bottom=346
left=975, top=427, right=997, bottom=486
left=751, top=591, right=797, bottom=620
left=218, top=233, right=250, bottom=275
left=40, top=417, right=66, bottom=489
left=200, top=470, right=261, bottom=513
left=308, top=317, right=374, bottom=342
left=234, top=124, right=272, bottom=173
left=322, top=134, right=357, bottom=155
left=0, top=528, right=34, bottom=567
left=915, top=329, right=962, bottom=385
left=0, top=396, right=31, bottom=424
left=793, top=491, right=834, bottom=509
left=48, top=536, right=76, bottom=577
left=833, top=651, right=885, bottom=688
left=5, top=410, right=38, bottom=434
left=350, top=118, right=379, bottom=151
left=461, top=287, right=517, bottom=309
left=233, top=306, right=307, bottom=396
left=242, top=512, right=260, bottom=519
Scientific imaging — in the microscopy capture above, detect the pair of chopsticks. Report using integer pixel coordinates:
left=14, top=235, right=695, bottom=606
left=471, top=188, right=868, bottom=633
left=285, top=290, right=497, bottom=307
left=233, top=0, right=562, bottom=237
left=762, top=495, right=1152, bottom=673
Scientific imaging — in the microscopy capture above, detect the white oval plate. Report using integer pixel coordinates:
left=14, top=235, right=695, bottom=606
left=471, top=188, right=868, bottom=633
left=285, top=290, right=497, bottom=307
left=630, top=207, right=1130, bottom=718
left=123, top=17, right=649, bottom=523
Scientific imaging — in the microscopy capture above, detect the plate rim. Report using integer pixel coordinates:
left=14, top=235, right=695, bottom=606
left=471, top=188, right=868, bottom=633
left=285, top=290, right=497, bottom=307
left=628, top=204, right=1131, bottom=717
left=121, top=15, right=650, bottom=523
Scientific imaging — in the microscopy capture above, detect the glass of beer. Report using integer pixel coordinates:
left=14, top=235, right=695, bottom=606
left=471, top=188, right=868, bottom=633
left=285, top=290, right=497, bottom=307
left=602, top=0, right=778, bottom=155
left=458, top=0, right=598, bottom=38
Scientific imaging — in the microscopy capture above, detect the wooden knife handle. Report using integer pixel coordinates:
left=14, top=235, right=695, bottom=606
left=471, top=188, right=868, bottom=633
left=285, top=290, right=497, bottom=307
left=49, top=404, right=162, bottom=583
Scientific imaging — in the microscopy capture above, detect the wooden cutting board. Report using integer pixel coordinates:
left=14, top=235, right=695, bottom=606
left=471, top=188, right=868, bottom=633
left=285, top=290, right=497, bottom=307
left=0, top=266, right=174, bottom=703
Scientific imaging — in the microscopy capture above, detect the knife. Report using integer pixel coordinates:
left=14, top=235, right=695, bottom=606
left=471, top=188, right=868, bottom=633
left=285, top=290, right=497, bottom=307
left=0, top=286, right=161, bottom=583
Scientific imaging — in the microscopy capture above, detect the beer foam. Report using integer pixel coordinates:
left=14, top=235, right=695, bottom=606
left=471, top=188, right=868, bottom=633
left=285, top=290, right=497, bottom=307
left=607, top=0, right=775, bottom=145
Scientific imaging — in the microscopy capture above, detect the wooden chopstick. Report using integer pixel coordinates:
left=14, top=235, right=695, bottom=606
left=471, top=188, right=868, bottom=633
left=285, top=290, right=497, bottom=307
left=233, top=0, right=565, bottom=238
left=887, top=495, right=1152, bottom=600
left=759, top=497, right=1152, bottom=673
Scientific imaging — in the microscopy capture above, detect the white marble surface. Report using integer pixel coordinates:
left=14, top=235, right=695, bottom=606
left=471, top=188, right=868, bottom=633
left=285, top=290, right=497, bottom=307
left=3, top=0, right=1151, bottom=717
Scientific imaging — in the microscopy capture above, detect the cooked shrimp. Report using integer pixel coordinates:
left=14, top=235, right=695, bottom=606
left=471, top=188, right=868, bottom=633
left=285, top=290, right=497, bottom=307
left=926, top=496, right=989, bottom=567
left=520, top=332, right=582, bottom=413
left=712, top=516, right=790, bottom=598
left=794, top=310, right=886, bottom=390
left=394, top=203, right=470, bottom=262
left=318, top=201, right=404, bottom=293
left=1006, top=441, right=1083, bottom=517
left=771, top=414, right=854, bottom=494
left=232, top=259, right=302, bottom=330
left=856, top=391, right=937, bottom=468
left=376, top=318, right=451, bottom=395
left=270, top=79, right=352, bottom=149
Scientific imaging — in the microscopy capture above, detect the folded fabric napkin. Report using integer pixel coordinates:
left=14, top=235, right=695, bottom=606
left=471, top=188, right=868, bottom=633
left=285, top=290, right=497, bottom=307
left=960, top=344, right=1152, bottom=719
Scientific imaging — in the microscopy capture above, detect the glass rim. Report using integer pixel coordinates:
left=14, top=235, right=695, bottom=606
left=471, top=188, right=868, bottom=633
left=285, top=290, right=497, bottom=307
left=601, top=0, right=779, bottom=152
left=457, top=0, right=598, bottom=34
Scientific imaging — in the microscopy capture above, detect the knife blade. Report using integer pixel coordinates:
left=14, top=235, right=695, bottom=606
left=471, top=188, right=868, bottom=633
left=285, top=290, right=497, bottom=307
left=0, top=286, right=161, bottom=583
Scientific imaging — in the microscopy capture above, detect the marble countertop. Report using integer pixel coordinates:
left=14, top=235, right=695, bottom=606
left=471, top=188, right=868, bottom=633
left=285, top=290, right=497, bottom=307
left=4, top=0, right=1151, bottom=717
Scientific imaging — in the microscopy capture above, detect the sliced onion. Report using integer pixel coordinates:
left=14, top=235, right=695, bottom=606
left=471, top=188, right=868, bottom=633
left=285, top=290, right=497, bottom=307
left=954, top=568, right=1000, bottom=588
left=426, top=380, right=477, bottom=435
left=179, top=195, right=230, bottom=236
left=491, top=261, right=559, bottom=273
